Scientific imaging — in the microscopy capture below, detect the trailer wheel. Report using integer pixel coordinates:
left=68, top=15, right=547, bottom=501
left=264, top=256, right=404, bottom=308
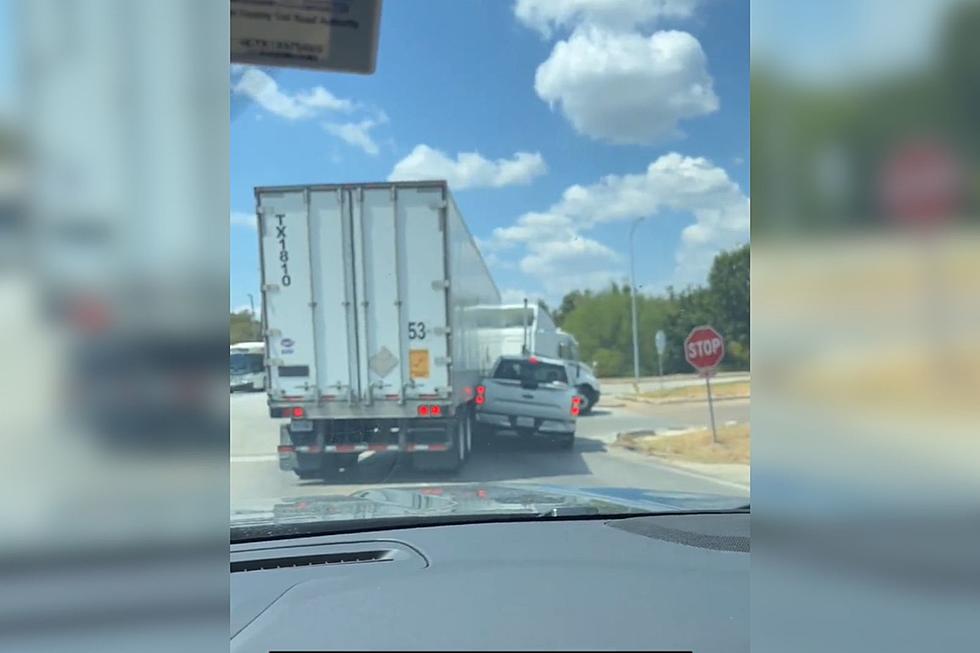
left=463, top=408, right=473, bottom=461
left=316, top=453, right=358, bottom=481
left=411, top=418, right=465, bottom=474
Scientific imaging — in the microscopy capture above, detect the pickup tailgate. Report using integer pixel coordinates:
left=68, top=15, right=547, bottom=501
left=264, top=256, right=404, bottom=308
left=482, top=378, right=574, bottom=421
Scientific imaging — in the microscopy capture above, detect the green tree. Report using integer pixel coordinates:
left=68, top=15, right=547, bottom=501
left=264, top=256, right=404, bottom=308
left=554, top=245, right=750, bottom=377
left=230, top=310, right=260, bottom=344
left=707, top=244, right=750, bottom=369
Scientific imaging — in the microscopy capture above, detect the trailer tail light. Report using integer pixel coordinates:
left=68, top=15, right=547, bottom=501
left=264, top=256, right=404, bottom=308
left=430, top=404, right=442, bottom=416
left=417, top=405, right=430, bottom=417
left=571, top=396, right=582, bottom=417
left=291, top=407, right=305, bottom=418
left=475, top=385, right=486, bottom=405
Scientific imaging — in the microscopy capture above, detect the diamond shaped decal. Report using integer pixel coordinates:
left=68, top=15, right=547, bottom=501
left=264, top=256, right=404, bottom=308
left=369, top=346, right=399, bottom=378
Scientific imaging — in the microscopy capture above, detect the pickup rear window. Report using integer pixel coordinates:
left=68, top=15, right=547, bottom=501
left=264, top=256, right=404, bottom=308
left=493, top=360, right=568, bottom=385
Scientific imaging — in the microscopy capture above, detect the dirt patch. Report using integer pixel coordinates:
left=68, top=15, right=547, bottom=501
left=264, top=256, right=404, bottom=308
left=637, top=380, right=750, bottom=403
left=616, top=423, right=750, bottom=464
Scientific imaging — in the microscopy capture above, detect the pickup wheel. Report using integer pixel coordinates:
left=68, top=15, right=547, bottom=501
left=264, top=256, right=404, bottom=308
left=576, top=386, right=598, bottom=415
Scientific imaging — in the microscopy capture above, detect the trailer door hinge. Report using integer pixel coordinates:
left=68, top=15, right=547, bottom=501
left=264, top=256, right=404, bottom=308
left=433, top=326, right=450, bottom=336
left=431, top=200, right=447, bottom=210
left=435, top=356, right=452, bottom=366
left=431, top=280, right=450, bottom=290
left=265, top=328, right=281, bottom=337
left=266, top=357, right=283, bottom=366
left=262, top=283, right=280, bottom=293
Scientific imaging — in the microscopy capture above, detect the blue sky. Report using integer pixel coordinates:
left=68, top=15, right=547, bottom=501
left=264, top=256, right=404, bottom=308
left=231, top=0, right=750, bottom=312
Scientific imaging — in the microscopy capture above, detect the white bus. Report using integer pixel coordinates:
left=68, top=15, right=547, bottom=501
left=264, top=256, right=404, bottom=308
left=230, top=341, right=266, bottom=392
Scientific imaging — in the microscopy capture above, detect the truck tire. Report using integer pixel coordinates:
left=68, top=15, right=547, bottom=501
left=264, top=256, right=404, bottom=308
left=307, top=453, right=358, bottom=481
left=557, top=432, right=576, bottom=450
left=577, top=386, right=598, bottom=415
left=412, top=418, right=466, bottom=473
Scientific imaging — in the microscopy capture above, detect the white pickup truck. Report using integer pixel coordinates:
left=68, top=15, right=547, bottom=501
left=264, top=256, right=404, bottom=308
left=473, top=355, right=580, bottom=449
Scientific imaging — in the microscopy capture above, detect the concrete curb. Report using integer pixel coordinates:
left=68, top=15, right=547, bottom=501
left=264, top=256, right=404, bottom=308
left=612, top=429, right=751, bottom=491
left=617, top=394, right=750, bottom=406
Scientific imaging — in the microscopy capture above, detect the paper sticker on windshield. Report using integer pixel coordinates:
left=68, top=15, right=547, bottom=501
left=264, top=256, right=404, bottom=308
left=410, top=349, right=430, bottom=379
left=230, top=0, right=382, bottom=74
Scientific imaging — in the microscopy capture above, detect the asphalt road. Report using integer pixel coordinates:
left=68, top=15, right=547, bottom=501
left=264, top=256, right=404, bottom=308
left=231, top=392, right=750, bottom=508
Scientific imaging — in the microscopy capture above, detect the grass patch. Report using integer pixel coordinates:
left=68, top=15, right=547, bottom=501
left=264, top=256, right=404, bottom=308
left=618, top=423, right=750, bottom=464
left=638, top=380, right=750, bottom=402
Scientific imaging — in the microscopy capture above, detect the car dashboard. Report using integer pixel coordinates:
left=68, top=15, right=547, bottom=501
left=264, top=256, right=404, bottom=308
left=231, top=512, right=749, bottom=651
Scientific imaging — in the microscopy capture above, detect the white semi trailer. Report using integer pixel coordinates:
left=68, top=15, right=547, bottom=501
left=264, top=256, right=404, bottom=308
left=256, top=181, right=501, bottom=478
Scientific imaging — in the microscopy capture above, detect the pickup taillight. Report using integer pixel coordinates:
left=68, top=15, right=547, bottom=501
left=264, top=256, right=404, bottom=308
left=475, top=385, right=486, bottom=405
left=571, top=396, right=582, bottom=417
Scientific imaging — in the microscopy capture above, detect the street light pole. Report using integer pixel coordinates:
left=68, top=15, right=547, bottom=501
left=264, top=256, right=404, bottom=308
left=247, top=293, right=257, bottom=340
left=629, top=217, right=645, bottom=391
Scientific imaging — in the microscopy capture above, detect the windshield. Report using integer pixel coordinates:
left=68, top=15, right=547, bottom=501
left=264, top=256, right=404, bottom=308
left=230, top=352, right=262, bottom=374
left=493, top=359, right=568, bottom=385
left=230, top=0, right=749, bottom=535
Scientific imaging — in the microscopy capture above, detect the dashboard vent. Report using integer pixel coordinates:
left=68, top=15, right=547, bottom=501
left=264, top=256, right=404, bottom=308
left=231, top=549, right=393, bottom=573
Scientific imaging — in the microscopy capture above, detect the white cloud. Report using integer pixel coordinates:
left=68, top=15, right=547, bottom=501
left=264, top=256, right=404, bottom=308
left=515, top=0, right=698, bottom=37
left=231, top=211, right=256, bottom=229
left=388, top=145, right=548, bottom=190
left=535, top=27, right=718, bottom=144
left=489, top=153, right=749, bottom=297
left=232, top=67, right=354, bottom=120
left=323, top=115, right=387, bottom=155
left=519, top=235, right=623, bottom=299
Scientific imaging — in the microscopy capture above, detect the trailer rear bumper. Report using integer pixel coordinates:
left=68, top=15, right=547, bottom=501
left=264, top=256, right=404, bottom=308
left=277, top=417, right=458, bottom=472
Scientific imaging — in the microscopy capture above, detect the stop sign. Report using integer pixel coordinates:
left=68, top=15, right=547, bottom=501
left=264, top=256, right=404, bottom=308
left=684, top=325, right=725, bottom=375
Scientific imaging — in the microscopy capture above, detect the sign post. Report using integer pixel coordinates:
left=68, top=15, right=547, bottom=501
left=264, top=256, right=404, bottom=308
left=654, top=330, right=666, bottom=391
left=683, top=325, right=725, bottom=443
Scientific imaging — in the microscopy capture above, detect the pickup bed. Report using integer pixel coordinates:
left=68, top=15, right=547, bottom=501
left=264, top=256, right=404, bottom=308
left=474, top=355, right=579, bottom=449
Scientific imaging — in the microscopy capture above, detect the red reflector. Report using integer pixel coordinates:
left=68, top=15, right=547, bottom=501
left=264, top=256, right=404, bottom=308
left=431, top=405, right=442, bottom=416
left=529, top=356, right=539, bottom=365
left=475, top=395, right=485, bottom=405
left=277, top=445, right=294, bottom=454
left=420, top=487, right=444, bottom=495
left=418, top=405, right=430, bottom=416
left=464, top=386, right=474, bottom=398
left=291, top=407, right=305, bottom=418
left=476, top=385, right=486, bottom=395
left=477, top=489, right=488, bottom=499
